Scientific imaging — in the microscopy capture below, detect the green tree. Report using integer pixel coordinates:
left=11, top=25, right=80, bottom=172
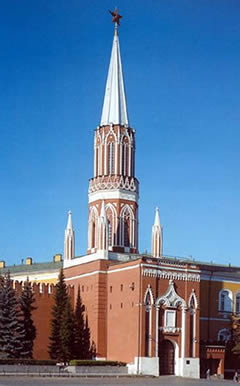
left=82, top=315, right=92, bottom=359
left=48, top=268, right=68, bottom=360
left=19, top=278, right=37, bottom=358
left=60, top=297, right=75, bottom=363
left=0, top=272, right=24, bottom=358
left=73, top=286, right=85, bottom=359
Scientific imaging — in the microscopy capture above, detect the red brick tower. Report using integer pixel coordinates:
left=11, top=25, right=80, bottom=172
left=88, top=22, right=139, bottom=255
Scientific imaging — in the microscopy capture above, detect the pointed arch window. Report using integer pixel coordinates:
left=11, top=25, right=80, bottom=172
left=189, top=295, right=197, bottom=358
left=121, top=137, right=129, bottom=176
left=92, top=221, right=96, bottom=248
left=120, top=205, right=135, bottom=248
left=124, top=216, right=130, bottom=247
left=108, top=220, right=112, bottom=247
left=106, top=206, right=115, bottom=248
left=145, top=292, right=152, bottom=357
left=95, top=147, right=99, bottom=177
left=108, top=142, right=115, bottom=175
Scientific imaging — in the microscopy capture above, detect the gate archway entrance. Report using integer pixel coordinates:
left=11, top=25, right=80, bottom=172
left=159, top=340, right=175, bottom=375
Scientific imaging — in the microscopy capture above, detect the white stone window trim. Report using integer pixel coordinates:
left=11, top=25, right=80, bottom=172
left=234, top=291, right=240, bottom=314
left=218, top=289, right=233, bottom=313
left=164, top=309, right=176, bottom=328
left=217, top=328, right=231, bottom=342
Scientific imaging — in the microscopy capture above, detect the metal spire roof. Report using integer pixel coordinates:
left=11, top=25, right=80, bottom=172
left=66, top=210, right=73, bottom=230
left=100, top=30, right=129, bottom=126
left=154, top=207, right=161, bottom=228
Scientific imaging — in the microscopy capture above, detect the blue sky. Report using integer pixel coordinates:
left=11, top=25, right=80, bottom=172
left=0, top=0, right=240, bottom=266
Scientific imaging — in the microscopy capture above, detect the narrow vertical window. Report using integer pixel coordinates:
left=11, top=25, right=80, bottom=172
left=108, top=219, right=112, bottom=246
left=145, top=293, right=151, bottom=357
left=131, top=147, right=135, bottom=176
left=125, top=145, right=129, bottom=176
left=92, top=222, right=95, bottom=248
left=108, top=142, right=115, bottom=175
left=124, top=217, right=129, bottom=247
left=122, top=144, right=125, bottom=175
left=236, top=294, right=240, bottom=314
left=95, top=147, right=98, bottom=177
left=221, top=293, right=225, bottom=311
left=189, top=311, right=194, bottom=357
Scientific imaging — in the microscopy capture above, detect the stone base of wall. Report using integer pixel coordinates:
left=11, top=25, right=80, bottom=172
left=178, top=358, right=200, bottom=378
left=67, top=365, right=128, bottom=374
left=0, top=365, right=59, bottom=374
left=127, top=357, right=159, bottom=376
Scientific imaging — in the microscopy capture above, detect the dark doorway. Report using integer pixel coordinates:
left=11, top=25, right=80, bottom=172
left=159, top=340, right=175, bottom=375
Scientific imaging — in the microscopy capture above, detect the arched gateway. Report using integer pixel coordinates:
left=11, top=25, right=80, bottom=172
left=159, top=340, right=175, bottom=375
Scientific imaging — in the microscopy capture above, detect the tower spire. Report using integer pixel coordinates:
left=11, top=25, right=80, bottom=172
left=64, top=210, right=75, bottom=260
left=100, top=9, right=128, bottom=126
left=152, top=208, right=163, bottom=258
left=88, top=10, right=138, bottom=256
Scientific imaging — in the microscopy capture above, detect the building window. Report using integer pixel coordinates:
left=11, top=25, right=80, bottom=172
left=110, top=286, right=112, bottom=293
left=110, top=304, right=112, bottom=310
left=219, top=289, right=232, bottom=312
left=144, top=292, right=151, bottom=357
left=121, top=303, right=123, bottom=308
left=124, top=217, right=130, bottom=247
left=121, top=144, right=125, bottom=175
left=108, top=220, right=112, bottom=246
left=236, top=293, right=240, bottom=314
left=217, top=328, right=231, bottom=342
left=120, top=284, right=123, bottom=291
left=92, top=221, right=96, bottom=248
left=108, top=142, right=115, bottom=175
left=164, top=310, right=176, bottom=328
left=95, top=147, right=98, bottom=176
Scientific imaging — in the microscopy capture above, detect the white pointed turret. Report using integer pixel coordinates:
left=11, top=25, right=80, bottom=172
left=98, top=201, right=108, bottom=251
left=152, top=208, right=163, bottom=258
left=64, top=210, right=75, bottom=260
left=100, top=29, right=129, bottom=126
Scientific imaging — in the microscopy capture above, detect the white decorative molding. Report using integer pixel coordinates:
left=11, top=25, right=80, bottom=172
left=144, top=285, right=154, bottom=305
left=89, top=189, right=138, bottom=203
left=159, top=327, right=181, bottom=333
left=89, top=175, right=138, bottom=194
left=188, top=289, right=199, bottom=309
left=217, top=328, right=232, bottom=342
left=143, top=268, right=200, bottom=282
left=156, top=280, right=187, bottom=308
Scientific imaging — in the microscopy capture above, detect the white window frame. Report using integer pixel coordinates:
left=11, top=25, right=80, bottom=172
left=235, top=292, right=240, bottom=314
left=217, top=328, right=231, bottom=342
left=218, top=289, right=233, bottom=312
left=164, top=309, right=176, bottom=328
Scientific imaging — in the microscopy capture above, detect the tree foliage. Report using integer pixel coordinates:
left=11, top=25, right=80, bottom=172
left=48, top=268, right=69, bottom=361
left=0, top=272, right=25, bottom=358
left=60, top=296, right=75, bottom=363
left=232, top=315, right=240, bottom=356
left=49, top=272, right=96, bottom=362
left=73, top=286, right=96, bottom=360
left=19, top=278, right=37, bottom=358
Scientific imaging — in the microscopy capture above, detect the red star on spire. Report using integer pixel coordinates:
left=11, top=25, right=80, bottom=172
left=109, top=8, right=122, bottom=26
